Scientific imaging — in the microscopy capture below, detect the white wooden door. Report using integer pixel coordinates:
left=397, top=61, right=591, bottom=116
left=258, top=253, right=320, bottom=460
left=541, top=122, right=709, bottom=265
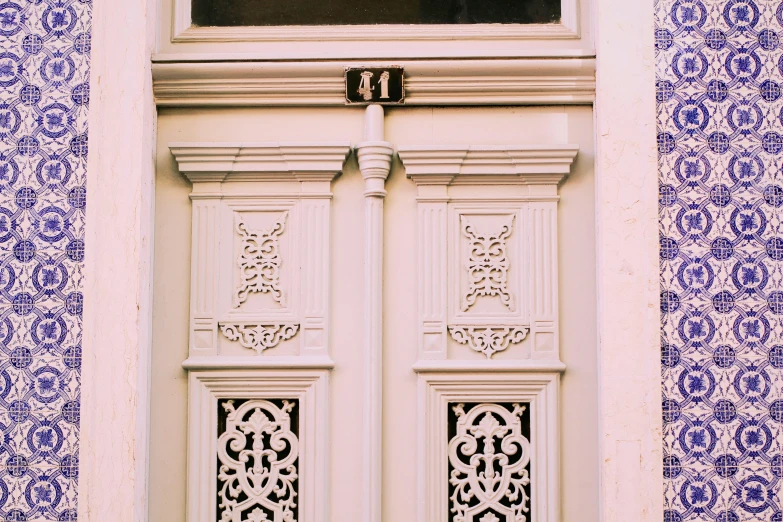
left=149, top=105, right=597, bottom=522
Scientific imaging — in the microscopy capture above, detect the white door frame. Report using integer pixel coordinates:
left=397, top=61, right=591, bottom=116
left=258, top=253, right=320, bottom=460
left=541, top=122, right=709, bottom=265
left=78, top=1, right=662, bottom=521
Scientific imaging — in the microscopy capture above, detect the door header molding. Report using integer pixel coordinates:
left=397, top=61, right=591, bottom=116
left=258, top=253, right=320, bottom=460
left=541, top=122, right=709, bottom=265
left=152, top=58, right=596, bottom=107
left=169, top=142, right=352, bottom=184
left=399, top=145, right=578, bottom=185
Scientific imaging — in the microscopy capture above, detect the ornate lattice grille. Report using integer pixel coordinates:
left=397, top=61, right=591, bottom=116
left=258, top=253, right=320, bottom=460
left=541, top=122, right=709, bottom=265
left=216, top=398, right=300, bottom=522
left=447, top=402, right=532, bottom=522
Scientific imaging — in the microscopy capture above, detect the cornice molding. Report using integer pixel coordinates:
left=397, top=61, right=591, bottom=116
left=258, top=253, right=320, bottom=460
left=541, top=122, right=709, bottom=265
left=182, top=356, right=335, bottom=370
left=169, top=142, right=352, bottom=183
left=398, top=144, right=579, bottom=185
left=152, top=58, right=596, bottom=107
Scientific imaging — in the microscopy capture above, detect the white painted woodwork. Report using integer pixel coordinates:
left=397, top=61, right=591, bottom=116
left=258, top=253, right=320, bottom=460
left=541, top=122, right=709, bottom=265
left=169, top=142, right=351, bottom=365
left=151, top=59, right=597, bottom=107
left=186, top=369, right=329, bottom=522
left=170, top=141, right=349, bottom=522
left=87, top=0, right=663, bottom=519
left=355, top=106, right=394, bottom=522
left=170, top=0, right=580, bottom=43
left=158, top=0, right=591, bottom=59
left=151, top=106, right=600, bottom=522
left=171, top=130, right=578, bottom=522
left=398, top=145, right=577, bottom=367
left=419, top=373, right=560, bottom=522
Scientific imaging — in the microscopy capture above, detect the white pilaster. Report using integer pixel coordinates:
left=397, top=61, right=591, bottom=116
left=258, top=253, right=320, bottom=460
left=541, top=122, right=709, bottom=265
left=595, top=0, right=663, bottom=521
left=355, top=105, right=393, bottom=522
left=79, top=0, right=157, bottom=519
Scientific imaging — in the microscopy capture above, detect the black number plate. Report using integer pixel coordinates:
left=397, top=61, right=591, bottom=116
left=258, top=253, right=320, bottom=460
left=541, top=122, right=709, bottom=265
left=345, top=67, right=404, bottom=104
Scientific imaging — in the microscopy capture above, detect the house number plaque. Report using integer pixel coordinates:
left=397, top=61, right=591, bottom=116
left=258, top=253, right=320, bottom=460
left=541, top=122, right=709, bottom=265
left=345, top=67, right=404, bottom=104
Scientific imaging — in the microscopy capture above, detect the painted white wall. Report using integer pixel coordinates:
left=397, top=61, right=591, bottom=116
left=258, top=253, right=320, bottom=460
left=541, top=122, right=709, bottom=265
left=78, top=0, right=157, bottom=519
left=593, top=0, right=663, bottom=521
left=149, top=106, right=598, bottom=522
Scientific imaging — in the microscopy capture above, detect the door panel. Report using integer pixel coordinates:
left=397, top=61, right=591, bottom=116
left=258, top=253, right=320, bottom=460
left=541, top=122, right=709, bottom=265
left=149, top=106, right=598, bottom=522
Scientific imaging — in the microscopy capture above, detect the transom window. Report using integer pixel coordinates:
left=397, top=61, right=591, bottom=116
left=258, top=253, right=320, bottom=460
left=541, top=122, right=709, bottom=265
left=191, top=0, right=561, bottom=27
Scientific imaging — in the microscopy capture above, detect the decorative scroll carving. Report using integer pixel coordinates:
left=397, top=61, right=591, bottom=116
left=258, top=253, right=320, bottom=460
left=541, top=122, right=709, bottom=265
left=217, top=399, right=299, bottom=522
left=449, top=403, right=531, bottom=522
left=461, top=216, right=515, bottom=312
left=235, top=212, right=288, bottom=308
left=220, top=323, right=300, bottom=355
left=448, top=326, right=529, bottom=359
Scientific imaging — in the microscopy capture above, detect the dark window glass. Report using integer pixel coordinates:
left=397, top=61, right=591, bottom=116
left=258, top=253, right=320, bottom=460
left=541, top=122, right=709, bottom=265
left=192, top=0, right=561, bottom=27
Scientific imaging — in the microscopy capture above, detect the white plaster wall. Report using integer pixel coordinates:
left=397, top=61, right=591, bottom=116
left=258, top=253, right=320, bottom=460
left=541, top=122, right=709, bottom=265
left=78, top=0, right=157, bottom=519
left=593, top=0, right=663, bottom=520
left=149, top=106, right=598, bottom=522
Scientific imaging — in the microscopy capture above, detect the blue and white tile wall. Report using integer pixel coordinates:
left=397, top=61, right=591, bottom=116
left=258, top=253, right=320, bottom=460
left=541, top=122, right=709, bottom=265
left=0, top=0, right=89, bottom=520
left=657, top=1, right=783, bottom=520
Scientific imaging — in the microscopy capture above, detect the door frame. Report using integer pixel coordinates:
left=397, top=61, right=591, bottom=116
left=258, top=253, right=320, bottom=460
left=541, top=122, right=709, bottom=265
left=78, top=1, right=662, bottom=521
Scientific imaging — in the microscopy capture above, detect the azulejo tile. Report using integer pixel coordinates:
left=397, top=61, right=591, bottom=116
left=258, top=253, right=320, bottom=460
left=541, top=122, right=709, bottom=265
left=0, top=465, right=78, bottom=521
left=725, top=466, right=781, bottom=519
left=657, top=0, right=783, bottom=516
left=0, top=0, right=87, bottom=507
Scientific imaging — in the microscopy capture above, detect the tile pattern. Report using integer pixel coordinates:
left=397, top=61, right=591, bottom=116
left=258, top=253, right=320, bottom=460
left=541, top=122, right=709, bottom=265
left=657, top=1, right=783, bottom=520
left=0, top=0, right=89, bottom=519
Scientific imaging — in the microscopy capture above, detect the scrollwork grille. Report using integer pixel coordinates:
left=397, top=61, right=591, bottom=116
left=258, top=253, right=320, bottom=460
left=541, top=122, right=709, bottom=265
left=217, top=398, right=300, bottom=522
left=448, top=402, right=532, bottom=522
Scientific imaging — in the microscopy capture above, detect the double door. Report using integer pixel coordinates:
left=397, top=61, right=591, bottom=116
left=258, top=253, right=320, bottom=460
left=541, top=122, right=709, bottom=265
left=156, top=105, right=588, bottom=522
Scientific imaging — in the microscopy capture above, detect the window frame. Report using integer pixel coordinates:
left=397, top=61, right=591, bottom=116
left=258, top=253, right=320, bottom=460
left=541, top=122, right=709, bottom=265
left=161, top=0, right=588, bottom=62
left=172, top=0, right=580, bottom=42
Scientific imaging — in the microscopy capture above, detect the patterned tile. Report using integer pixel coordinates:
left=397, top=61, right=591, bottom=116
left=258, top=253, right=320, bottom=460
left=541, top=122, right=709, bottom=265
left=0, top=0, right=89, bottom=518
left=657, top=0, right=783, bottom=519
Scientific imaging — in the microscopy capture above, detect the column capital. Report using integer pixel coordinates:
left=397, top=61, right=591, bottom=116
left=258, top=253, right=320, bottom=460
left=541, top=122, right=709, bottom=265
left=356, top=141, right=394, bottom=198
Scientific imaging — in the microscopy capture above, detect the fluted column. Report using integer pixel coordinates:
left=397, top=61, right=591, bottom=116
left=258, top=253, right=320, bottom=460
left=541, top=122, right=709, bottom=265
left=355, top=105, right=393, bottom=522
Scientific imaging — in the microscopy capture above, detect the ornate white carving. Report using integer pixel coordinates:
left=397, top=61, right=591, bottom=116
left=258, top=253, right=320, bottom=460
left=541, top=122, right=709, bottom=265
left=217, top=399, right=299, bottom=522
left=449, top=403, right=531, bottom=522
left=171, top=142, right=349, bottom=360
left=234, top=213, right=287, bottom=308
left=187, top=370, right=328, bottom=522
left=399, top=145, right=577, bottom=366
left=448, top=326, right=529, bottom=359
left=461, top=215, right=515, bottom=312
left=219, top=323, right=300, bottom=354
left=420, top=373, right=559, bottom=522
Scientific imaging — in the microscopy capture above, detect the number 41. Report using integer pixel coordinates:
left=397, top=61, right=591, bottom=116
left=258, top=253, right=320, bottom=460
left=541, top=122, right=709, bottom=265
left=358, top=71, right=390, bottom=101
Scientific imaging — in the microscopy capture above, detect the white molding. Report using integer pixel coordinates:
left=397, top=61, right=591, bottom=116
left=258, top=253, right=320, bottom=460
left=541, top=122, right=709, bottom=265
left=182, top=356, right=335, bottom=370
left=355, top=106, right=394, bottom=522
left=418, top=372, right=560, bottom=522
left=169, top=142, right=350, bottom=361
left=399, top=145, right=579, bottom=185
left=171, top=0, right=579, bottom=42
left=169, top=142, right=352, bottom=183
left=412, top=359, right=566, bottom=373
left=172, top=23, right=579, bottom=43
left=151, top=59, right=596, bottom=107
left=186, top=369, right=329, bottom=522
